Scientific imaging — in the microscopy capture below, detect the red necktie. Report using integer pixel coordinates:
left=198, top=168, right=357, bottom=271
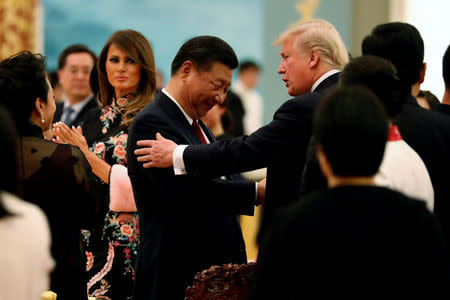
left=192, top=120, right=208, bottom=144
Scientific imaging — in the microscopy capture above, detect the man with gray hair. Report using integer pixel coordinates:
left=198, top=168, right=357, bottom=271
left=135, top=19, right=349, bottom=243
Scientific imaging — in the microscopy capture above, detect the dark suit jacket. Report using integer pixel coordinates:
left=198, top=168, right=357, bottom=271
left=247, top=186, right=450, bottom=299
left=433, top=103, right=450, bottom=117
left=396, top=96, right=450, bottom=250
left=53, top=96, right=98, bottom=127
left=127, top=91, right=256, bottom=300
left=301, top=95, right=450, bottom=255
left=225, top=89, right=245, bottom=137
left=182, top=73, right=339, bottom=244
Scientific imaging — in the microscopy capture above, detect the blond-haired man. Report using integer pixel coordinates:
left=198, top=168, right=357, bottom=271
left=135, top=19, right=349, bottom=243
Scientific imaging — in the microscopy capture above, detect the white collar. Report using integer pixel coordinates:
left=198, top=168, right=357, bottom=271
left=63, top=93, right=93, bottom=112
left=162, top=88, right=194, bottom=125
left=311, top=69, right=340, bottom=92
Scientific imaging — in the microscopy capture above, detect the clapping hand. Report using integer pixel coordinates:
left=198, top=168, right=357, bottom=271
left=52, top=122, right=90, bottom=152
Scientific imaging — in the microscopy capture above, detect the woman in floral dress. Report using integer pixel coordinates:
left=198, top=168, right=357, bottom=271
left=54, top=29, right=157, bottom=299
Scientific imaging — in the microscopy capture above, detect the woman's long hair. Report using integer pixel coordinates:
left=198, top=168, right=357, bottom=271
left=97, top=29, right=157, bottom=127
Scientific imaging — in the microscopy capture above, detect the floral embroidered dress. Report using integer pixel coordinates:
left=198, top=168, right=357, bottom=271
left=82, top=95, right=138, bottom=300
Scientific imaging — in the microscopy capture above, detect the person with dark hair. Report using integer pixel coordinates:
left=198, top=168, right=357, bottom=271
left=233, top=59, right=263, bottom=134
left=223, top=89, right=246, bottom=137
left=201, top=93, right=233, bottom=140
left=135, top=20, right=349, bottom=247
left=434, top=44, right=450, bottom=115
left=302, top=55, right=434, bottom=210
left=54, top=30, right=157, bottom=299
left=127, top=35, right=261, bottom=300
left=417, top=90, right=440, bottom=110
left=53, top=44, right=98, bottom=127
left=0, top=51, right=96, bottom=300
left=0, top=107, right=53, bottom=299
left=361, top=22, right=450, bottom=255
left=247, top=86, right=450, bottom=299
left=47, top=70, right=63, bottom=102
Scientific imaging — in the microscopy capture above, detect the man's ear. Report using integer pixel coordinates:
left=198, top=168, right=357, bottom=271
left=179, top=61, right=195, bottom=82
left=309, top=50, right=320, bottom=69
left=316, top=144, right=333, bottom=181
left=419, top=62, right=427, bottom=84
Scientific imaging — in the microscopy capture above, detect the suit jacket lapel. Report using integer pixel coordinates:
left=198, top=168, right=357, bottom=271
left=68, top=96, right=97, bottom=127
left=54, top=102, right=64, bottom=123
left=156, top=92, right=205, bottom=145
left=198, top=119, right=216, bottom=143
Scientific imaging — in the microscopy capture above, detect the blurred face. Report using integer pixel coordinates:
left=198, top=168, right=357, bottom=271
left=201, top=104, right=226, bottom=129
left=42, top=79, right=56, bottom=130
left=277, top=35, right=315, bottom=96
left=184, top=62, right=232, bottom=120
left=240, top=68, right=260, bottom=89
left=105, top=43, right=142, bottom=98
left=58, top=52, right=94, bottom=103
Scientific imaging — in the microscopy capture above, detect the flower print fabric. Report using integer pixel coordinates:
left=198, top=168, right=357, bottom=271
left=81, top=97, right=139, bottom=300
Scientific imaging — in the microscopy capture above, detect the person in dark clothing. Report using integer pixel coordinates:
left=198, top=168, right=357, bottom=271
left=247, top=86, right=450, bottom=299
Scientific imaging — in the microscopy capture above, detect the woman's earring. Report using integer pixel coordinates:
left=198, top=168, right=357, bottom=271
left=41, top=113, right=45, bottom=123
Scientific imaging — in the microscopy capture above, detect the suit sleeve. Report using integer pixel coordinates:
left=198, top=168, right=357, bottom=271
left=128, top=115, right=255, bottom=216
left=300, top=138, right=328, bottom=195
left=184, top=94, right=319, bottom=177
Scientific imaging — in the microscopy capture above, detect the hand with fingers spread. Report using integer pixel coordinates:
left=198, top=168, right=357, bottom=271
left=135, top=133, right=178, bottom=168
left=52, top=122, right=90, bottom=152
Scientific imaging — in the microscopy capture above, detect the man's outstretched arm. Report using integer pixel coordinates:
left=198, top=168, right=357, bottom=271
left=134, top=95, right=319, bottom=178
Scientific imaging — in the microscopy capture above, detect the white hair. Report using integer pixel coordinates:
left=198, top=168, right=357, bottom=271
left=274, top=19, right=349, bottom=69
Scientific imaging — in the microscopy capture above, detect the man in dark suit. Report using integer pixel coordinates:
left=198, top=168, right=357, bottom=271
left=362, top=23, right=450, bottom=254
left=248, top=86, right=450, bottom=299
left=53, top=44, right=97, bottom=127
left=433, top=43, right=450, bottom=115
left=134, top=20, right=349, bottom=244
left=302, top=22, right=450, bottom=254
left=127, top=36, right=261, bottom=300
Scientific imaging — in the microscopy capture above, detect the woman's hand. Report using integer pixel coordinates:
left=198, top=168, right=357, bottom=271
left=52, top=122, right=90, bottom=153
left=53, top=121, right=112, bottom=183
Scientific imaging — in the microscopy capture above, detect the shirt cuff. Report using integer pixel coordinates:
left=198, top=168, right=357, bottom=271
left=254, top=182, right=259, bottom=205
left=173, top=145, right=188, bottom=175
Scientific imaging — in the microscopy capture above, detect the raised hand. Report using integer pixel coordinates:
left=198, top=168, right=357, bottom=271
left=52, top=122, right=90, bottom=153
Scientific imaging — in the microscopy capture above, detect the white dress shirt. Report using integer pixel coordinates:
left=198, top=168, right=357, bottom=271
left=311, top=69, right=340, bottom=92
left=233, top=80, right=263, bottom=134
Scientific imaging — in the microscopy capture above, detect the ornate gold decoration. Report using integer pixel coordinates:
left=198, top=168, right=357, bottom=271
left=0, top=0, right=38, bottom=60
left=295, top=0, right=320, bottom=23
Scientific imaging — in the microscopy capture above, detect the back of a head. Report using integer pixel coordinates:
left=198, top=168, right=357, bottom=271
left=274, top=19, right=349, bottom=70
left=313, top=86, right=388, bottom=177
left=362, top=22, right=424, bottom=87
left=340, top=55, right=409, bottom=119
left=171, top=35, right=238, bottom=76
left=443, top=44, right=450, bottom=89
left=0, top=51, right=48, bottom=135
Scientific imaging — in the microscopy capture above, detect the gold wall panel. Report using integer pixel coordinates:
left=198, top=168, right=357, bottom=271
left=0, top=0, right=38, bottom=60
